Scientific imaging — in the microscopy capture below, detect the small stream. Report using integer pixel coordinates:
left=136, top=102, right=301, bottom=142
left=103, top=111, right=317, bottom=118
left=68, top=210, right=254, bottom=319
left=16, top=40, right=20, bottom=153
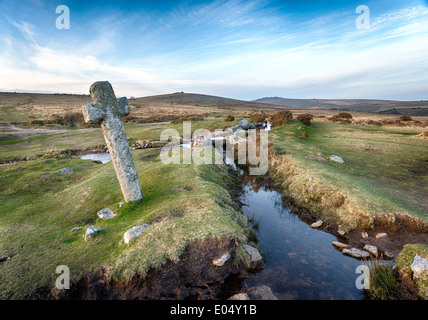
left=225, top=169, right=369, bottom=300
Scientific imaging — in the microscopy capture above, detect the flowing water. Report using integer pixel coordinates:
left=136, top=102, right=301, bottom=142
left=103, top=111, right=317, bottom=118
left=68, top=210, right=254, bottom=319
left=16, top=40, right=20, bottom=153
left=225, top=170, right=372, bottom=300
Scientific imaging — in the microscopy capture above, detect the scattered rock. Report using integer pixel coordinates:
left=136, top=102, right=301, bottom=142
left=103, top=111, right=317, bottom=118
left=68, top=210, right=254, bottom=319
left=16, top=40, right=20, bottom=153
left=308, top=185, right=316, bottom=192
left=119, top=201, right=125, bottom=208
left=212, top=252, right=231, bottom=267
left=71, top=227, right=83, bottom=232
left=84, top=226, right=101, bottom=241
left=361, top=232, right=369, bottom=239
left=124, top=224, right=149, bottom=244
left=243, top=244, right=263, bottom=263
left=375, top=232, right=388, bottom=239
left=332, top=241, right=351, bottom=250
left=38, top=174, right=50, bottom=178
left=342, top=248, right=370, bottom=259
left=330, top=155, right=344, bottom=164
left=411, top=255, right=428, bottom=278
left=311, top=220, right=323, bottom=228
left=97, top=208, right=117, bottom=219
left=363, top=244, right=379, bottom=257
left=246, top=285, right=278, bottom=300
left=59, top=167, right=74, bottom=175
left=228, top=293, right=250, bottom=300
left=308, top=177, right=313, bottom=181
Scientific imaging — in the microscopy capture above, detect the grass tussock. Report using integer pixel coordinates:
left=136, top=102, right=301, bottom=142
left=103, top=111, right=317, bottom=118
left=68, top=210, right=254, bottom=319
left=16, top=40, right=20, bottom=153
left=363, top=261, right=419, bottom=300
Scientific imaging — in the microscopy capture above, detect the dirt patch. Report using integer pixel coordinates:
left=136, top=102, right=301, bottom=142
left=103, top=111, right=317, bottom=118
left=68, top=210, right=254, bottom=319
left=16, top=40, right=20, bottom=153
left=0, top=121, right=70, bottom=138
left=29, top=237, right=249, bottom=300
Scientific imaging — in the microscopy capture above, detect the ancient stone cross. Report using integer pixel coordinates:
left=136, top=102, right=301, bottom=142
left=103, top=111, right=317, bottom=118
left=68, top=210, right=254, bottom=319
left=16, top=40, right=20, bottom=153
left=82, top=81, right=143, bottom=202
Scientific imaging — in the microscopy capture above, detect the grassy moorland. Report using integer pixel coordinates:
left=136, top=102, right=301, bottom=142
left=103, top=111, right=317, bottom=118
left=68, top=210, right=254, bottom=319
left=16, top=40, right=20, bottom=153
left=1, top=91, right=427, bottom=299
left=269, top=119, right=428, bottom=230
left=0, top=142, right=251, bottom=299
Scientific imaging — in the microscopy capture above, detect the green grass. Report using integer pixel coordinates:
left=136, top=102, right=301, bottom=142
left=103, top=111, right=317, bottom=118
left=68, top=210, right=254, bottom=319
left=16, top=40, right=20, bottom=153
left=0, top=121, right=249, bottom=298
left=269, top=119, right=428, bottom=228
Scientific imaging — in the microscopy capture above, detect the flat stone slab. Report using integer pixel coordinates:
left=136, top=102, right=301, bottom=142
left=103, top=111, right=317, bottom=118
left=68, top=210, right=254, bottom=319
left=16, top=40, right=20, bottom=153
left=363, top=244, right=379, bottom=257
left=332, top=241, right=351, bottom=250
left=97, top=208, right=117, bottom=219
left=342, top=248, right=370, bottom=259
left=124, top=224, right=149, bottom=244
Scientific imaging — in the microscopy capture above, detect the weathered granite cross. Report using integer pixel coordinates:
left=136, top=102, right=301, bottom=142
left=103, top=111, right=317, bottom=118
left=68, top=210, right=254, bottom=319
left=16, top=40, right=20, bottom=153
left=82, top=81, right=143, bottom=202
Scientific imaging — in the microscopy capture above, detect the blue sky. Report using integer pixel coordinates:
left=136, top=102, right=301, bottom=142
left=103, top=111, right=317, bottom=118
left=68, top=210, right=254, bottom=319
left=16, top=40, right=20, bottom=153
left=1, top=0, right=428, bottom=100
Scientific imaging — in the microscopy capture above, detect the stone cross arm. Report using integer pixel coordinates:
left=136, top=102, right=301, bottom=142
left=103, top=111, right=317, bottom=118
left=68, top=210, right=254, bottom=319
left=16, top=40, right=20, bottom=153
left=82, top=81, right=130, bottom=124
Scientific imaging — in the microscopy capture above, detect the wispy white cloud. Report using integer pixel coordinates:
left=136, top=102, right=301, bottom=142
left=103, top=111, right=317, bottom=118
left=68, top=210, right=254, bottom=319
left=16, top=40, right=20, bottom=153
left=5, top=16, right=37, bottom=43
left=1, top=2, right=428, bottom=100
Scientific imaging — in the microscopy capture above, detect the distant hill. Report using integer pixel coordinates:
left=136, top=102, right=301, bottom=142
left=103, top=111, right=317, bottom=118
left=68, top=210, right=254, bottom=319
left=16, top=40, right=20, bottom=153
left=253, top=97, right=428, bottom=115
left=131, top=92, right=286, bottom=111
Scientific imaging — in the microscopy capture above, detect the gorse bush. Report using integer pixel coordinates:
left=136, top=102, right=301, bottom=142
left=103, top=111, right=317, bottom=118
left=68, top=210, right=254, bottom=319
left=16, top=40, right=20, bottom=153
left=270, top=110, right=293, bottom=127
left=399, top=115, right=413, bottom=122
left=249, top=111, right=267, bottom=123
left=296, top=113, right=313, bottom=126
left=329, top=113, right=353, bottom=124
left=300, top=131, right=309, bottom=140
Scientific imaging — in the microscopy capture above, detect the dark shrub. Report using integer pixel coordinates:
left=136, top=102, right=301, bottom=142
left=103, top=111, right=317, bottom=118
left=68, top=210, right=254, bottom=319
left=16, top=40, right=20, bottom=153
left=270, top=110, right=293, bottom=127
left=250, top=111, right=267, bottom=123
left=399, top=115, right=412, bottom=121
left=225, top=115, right=235, bottom=122
left=297, top=113, right=313, bottom=126
left=329, top=113, right=353, bottom=123
left=337, top=112, right=353, bottom=119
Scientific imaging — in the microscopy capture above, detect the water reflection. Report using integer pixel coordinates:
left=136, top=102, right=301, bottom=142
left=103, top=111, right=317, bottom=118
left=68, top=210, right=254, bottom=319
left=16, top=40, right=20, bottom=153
left=80, top=153, right=111, bottom=164
left=238, top=171, right=366, bottom=300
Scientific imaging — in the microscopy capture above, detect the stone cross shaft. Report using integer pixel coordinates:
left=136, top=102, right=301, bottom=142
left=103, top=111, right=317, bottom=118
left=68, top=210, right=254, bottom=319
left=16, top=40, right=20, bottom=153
left=82, top=81, right=143, bottom=202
